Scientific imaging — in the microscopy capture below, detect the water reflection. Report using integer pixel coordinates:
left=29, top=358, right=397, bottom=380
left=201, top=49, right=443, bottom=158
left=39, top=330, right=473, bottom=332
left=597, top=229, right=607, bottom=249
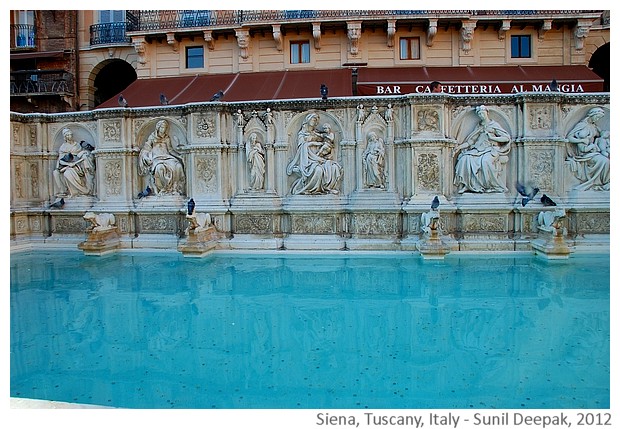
left=10, top=251, right=609, bottom=408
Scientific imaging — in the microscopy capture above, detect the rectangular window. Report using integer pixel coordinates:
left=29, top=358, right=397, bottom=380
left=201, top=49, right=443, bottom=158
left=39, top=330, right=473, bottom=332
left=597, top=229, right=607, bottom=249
left=186, top=46, right=204, bottom=69
left=290, top=41, right=310, bottom=64
left=99, top=10, right=124, bottom=23
left=399, top=37, right=420, bottom=60
left=511, top=35, right=531, bottom=58
left=15, top=10, right=35, bottom=47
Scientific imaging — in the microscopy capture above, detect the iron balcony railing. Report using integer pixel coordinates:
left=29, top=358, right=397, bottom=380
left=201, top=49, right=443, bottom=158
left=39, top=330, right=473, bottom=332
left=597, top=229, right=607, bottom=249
left=10, top=70, right=74, bottom=96
left=10, top=24, right=36, bottom=49
left=125, top=10, right=604, bottom=31
left=90, top=22, right=134, bottom=45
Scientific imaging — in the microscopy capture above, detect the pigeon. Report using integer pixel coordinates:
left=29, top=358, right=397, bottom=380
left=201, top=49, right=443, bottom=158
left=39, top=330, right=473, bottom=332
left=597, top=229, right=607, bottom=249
left=137, top=186, right=152, bottom=199
left=209, top=90, right=224, bottom=102
left=80, top=140, right=95, bottom=151
left=187, top=198, right=196, bottom=215
left=550, top=79, right=558, bottom=92
left=516, top=182, right=540, bottom=206
left=118, top=94, right=128, bottom=107
left=431, top=195, right=440, bottom=210
left=541, top=194, right=557, bottom=207
left=160, top=93, right=169, bottom=105
left=61, top=153, right=74, bottom=163
left=49, top=197, right=65, bottom=209
left=320, top=83, right=328, bottom=100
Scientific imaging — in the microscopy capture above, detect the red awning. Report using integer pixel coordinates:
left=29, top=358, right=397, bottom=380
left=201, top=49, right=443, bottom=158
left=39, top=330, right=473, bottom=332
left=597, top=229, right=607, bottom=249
left=356, top=65, right=604, bottom=95
left=96, top=69, right=353, bottom=108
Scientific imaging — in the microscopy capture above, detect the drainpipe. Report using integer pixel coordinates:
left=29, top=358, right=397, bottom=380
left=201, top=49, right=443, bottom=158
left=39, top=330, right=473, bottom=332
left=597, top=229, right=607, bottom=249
left=73, top=11, right=80, bottom=110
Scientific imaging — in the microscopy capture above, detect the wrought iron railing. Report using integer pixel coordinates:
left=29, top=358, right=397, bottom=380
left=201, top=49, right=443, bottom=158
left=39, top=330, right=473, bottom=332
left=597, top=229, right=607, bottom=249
left=10, top=24, right=36, bottom=49
left=10, top=70, right=74, bottom=96
left=125, top=10, right=604, bottom=31
left=90, top=22, right=133, bottom=45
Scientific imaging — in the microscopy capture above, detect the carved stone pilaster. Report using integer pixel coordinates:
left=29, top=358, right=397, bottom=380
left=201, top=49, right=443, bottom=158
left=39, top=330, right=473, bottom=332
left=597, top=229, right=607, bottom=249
left=387, top=20, right=396, bottom=48
left=460, top=20, right=477, bottom=53
left=235, top=28, right=250, bottom=59
left=426, top=19, right=437, bottom=47
left=538, top=19, right=552, bottom=41
left=347, top=21, right=362, bottom=56
left=498, top=20, right=511, bottom=40
left=203, top=30, right=215, bottom=50
left=312, top=23, right=321, bottom=50
left=272, top=25, right=282, bottom=51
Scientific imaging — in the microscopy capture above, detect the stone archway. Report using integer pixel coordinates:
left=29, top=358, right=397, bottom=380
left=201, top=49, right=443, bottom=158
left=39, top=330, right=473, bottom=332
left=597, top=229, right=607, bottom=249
left=589, top=42, right=610, bottom=91
left=93, top=59, right=137, bottom=107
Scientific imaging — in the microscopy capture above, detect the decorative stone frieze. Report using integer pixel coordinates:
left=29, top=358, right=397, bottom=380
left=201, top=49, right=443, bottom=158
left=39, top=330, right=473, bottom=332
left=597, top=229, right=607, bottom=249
left=9, top=93, right=609, bottom=253
left=235, top=214, right=273, bottom=234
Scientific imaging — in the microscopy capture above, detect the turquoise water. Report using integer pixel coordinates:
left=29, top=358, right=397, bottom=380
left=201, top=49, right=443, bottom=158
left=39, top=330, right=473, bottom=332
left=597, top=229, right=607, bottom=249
left=10, top=250, right=609, bottom=409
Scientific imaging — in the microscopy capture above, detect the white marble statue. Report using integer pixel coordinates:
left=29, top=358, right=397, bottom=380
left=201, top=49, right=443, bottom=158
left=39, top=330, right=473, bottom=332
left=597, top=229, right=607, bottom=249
left=420, top=209, right=440, bottom=234
left=246, top=132, right=266, bottom=190
left=538, top=208, right=566, bottom=233
left=566, top=107, right=610, bottom=191
left=286, top=112, right=343, bottom=195
left=138, top=119, right=186, bottom=196
left=187, top=212, right=212, bottom=233
left=362, top=131, right=386, bottom=189
left=83, top=211, right=116, bottom=232
left=453, top=105, right=511, bottom=193
left=53, top=127, right=96, bottom=197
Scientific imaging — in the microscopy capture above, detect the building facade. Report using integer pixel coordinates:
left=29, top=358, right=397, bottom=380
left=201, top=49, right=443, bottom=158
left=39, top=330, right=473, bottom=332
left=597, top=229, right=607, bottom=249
left=10, top=10, right=79, bottom=113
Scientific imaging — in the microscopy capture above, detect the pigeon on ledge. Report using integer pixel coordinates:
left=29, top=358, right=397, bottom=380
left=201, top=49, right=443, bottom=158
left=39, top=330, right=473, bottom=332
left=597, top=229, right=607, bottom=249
left=137, top=186, right=152, bottom=199
left=431, top=195, right=440, bottom=210
left=50, top=197, right=65, bottom=209
left=80, top=140, right=95, bottom=151
left=210, top=90, right=224, bottom=102
left=320, top=84, right=328, bottom=100
left=516, top=182, right=540, bottom=206
left=118, top=94, right=128, bottom=107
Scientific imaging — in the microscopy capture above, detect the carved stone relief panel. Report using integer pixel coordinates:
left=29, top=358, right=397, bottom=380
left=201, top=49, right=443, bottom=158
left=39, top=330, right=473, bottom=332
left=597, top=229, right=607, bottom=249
left=29, top=162, right=40, bottom=199
left=14, top=161, right=24, bottom=199
left=14, top=216, right=28, bottom=234
left=462, top=214, right=507, bottom=232
left=115, top=215, right=130, bottom=234
left=351, top=213, right=399, bottom=235
left=235, top=214, right=273, bottom=234
left=54, top=217, right=88, bottom=233
left=529, top=106, right=552, bottom=130
left=28, top=125, right=37, bottom=147
left=139, top=215, right=178, bottom=233
left=195, top=114, right=216, bottom=139
left=528, top=149, right=554, bottom=191
left=416, top=108, right=440, bottom=132
left=12, top=124, right=21, bottom=147
left=103, top=160, right=123, bottom=197
left=102, top=120, right=122, bottom=145
left=572, top=212, right=610, bottom=234
left=291, top=214, right=336, bottom=234
left=416, top=152, right=440, bottom=192
left=30, top=216, right=42, bottom=233
left=195, top=155, right=218, bottom=194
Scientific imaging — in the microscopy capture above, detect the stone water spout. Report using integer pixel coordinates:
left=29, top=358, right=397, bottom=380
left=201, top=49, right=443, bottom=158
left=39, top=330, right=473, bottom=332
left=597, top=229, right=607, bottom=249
left=531, top=208, right=571, bottom=259
left=78, top=211, right=120, bottom=255
left=416, top=196, right=450, bottom=259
